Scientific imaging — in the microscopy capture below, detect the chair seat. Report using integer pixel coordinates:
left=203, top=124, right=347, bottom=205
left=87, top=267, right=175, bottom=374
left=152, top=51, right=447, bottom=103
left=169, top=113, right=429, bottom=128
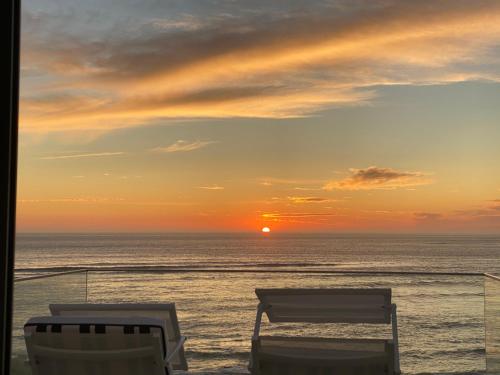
left=256, top=336, right=394, bottom=365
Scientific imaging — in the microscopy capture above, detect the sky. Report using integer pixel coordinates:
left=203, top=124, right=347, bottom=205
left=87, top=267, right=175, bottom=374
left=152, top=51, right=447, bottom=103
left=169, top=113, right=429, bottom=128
left=17, top=0, right=500, bottom=233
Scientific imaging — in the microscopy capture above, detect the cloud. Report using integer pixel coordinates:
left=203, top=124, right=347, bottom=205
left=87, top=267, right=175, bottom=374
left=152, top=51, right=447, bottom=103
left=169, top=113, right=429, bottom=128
left=20, top=0, right=500, bottom=132
left=414, top=200, right=500, bottom=226
left=414, top=212, right=443, bottom=221
left=259, top=177, right=322, bottom=186
left=455, top=200, right=500, bottom=217
left=488, top=199, right=500, bottom=211
left=152, top=140, right=216, bottom=153
left=262, top=212, right=337, bottom=219
left=39, top=152, right=125, bottom=160
left=262, top=211, right=342, bottom=225
left=409, top=201, right=500, bottom=231
left=324, top=166, right=431, bottom=190
left=287, top=196, right=334, bottom=204
left=293, top=187, right=322, bottom=191
left=198, top=185, right=224, bottom=190
left=18, top=197, right=125, bottom=203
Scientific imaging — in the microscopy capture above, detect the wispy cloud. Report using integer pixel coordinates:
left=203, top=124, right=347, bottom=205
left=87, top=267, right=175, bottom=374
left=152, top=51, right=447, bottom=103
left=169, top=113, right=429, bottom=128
left=261, top=211, right=341, bottom=225
left=410, top=200, right=500, bottom=232
left=263, top=212, right=337, bottom=219
left=198, top=185, right=224, bottom=190
left=414, top=212, right=443, bottom=221
left=411, top=198, right=500, bottom=228
left=259, top=177, right=322, bottom=187
left=152, top=140, right=217, bottom=153
left=19, top=197, right=126, bottom=203
left=287, top=196, right=335, bottom=204
left=21, top=1, right=500, bottom=132
left=39, top=152, right=125, bottom=160
left=324, top=166, right=432, bottom=191
left=454, top=200, right=500, bottom=218
left=293, top=187, right=322, bottom=191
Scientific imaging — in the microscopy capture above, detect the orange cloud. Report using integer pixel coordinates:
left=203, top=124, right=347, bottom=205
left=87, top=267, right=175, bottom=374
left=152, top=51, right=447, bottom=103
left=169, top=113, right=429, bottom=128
left=152, top=140, right=217, bottom=153
left=18, top=197, right=126, bottom=203
left=414, top=212, right=443, bottom=221
left=262, top=212, right=338, bottom=219
left=258, top=177, right=323, bottom=187
left=20, top=1, right=500, bottom=132
left=39, top=152, right=125, bottom=160
left=324, top=166, right=432, bottom=191
left=287, top=196, right=334, bottom=204
left=198, top=185, right=224, bottom=190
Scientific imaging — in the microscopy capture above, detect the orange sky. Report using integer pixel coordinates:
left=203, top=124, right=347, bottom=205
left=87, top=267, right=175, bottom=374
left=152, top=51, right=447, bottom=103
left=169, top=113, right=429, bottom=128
left=17, top=0, right=500, bottom=233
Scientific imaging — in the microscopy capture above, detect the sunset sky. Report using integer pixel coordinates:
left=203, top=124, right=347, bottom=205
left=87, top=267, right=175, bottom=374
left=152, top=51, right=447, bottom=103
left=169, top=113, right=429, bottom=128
left=17, top=0, right=500, bottom=233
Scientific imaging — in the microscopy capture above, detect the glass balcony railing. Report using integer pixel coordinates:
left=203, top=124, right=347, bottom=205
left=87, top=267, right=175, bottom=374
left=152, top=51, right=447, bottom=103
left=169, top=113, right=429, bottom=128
left=10, top=270, right=88, bottom=375
left=10, top=270, right=500, bottom=374
left=485, top=274, right=500, bottom=374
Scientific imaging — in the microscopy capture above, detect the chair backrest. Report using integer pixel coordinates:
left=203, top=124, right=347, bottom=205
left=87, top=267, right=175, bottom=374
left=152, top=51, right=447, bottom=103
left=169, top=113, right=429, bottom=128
left=255, top=288, right=392, bottom=324
left=24, top=316, right=167, bottom=375
left=50, top=303, right=187, bottom=370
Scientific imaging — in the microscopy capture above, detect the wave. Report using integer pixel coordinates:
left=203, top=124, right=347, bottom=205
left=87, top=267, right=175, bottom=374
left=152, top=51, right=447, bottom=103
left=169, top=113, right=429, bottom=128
left=406, top=347, right=485, bottom=359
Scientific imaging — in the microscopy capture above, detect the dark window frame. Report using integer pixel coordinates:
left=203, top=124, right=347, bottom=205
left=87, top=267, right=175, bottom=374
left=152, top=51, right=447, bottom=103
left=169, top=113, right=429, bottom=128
left=1, top=0, right=20, bottom=374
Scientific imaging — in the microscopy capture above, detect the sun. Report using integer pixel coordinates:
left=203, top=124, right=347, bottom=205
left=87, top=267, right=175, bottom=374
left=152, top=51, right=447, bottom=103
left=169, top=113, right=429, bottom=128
left=261, top=227, right=271, bottom=233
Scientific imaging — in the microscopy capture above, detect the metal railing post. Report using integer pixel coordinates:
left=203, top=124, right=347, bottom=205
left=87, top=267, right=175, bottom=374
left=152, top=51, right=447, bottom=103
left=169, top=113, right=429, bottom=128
left=252, top=303, right=265, bottom=341
left=392, top=303, right=401, bottom=374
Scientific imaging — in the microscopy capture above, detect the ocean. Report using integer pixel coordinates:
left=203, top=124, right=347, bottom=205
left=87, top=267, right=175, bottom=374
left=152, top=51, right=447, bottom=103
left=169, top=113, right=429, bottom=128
left=12, top=233, right=500, bottom=374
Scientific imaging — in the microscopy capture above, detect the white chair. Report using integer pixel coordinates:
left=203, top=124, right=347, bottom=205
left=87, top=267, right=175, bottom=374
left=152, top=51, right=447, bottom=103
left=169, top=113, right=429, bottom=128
left=24, top=316, right=174, bottom=375
left=250, top=288, right=400, bottom=375
left=49, top=303, right=187, bottom=371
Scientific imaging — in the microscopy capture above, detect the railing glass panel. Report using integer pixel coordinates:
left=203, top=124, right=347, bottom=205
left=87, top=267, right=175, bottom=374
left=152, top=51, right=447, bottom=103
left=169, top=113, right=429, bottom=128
left=10, top=270, right=88, bottom=375
left=486, top=274, right=500, bottom=374
left=88, top=271, right=484, bottom=374
left=10, top=270, right=488, bottom=374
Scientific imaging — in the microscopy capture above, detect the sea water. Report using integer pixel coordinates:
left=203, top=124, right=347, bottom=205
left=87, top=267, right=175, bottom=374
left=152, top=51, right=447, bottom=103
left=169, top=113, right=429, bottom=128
left=12, top=233, right=500, bottom=374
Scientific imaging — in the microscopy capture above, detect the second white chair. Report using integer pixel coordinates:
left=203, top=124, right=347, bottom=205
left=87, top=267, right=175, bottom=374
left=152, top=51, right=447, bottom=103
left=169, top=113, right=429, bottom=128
left=249, top=288, right=400, bottom=375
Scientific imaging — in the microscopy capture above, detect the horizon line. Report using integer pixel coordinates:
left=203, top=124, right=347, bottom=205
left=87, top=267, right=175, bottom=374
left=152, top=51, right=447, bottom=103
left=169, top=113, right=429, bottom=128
left=15, top=231, right=500, bottom=236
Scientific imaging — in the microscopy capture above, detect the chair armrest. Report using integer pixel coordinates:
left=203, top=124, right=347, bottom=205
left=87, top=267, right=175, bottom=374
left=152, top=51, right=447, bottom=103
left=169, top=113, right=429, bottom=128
left=165, top=336, right=186, bottom=363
